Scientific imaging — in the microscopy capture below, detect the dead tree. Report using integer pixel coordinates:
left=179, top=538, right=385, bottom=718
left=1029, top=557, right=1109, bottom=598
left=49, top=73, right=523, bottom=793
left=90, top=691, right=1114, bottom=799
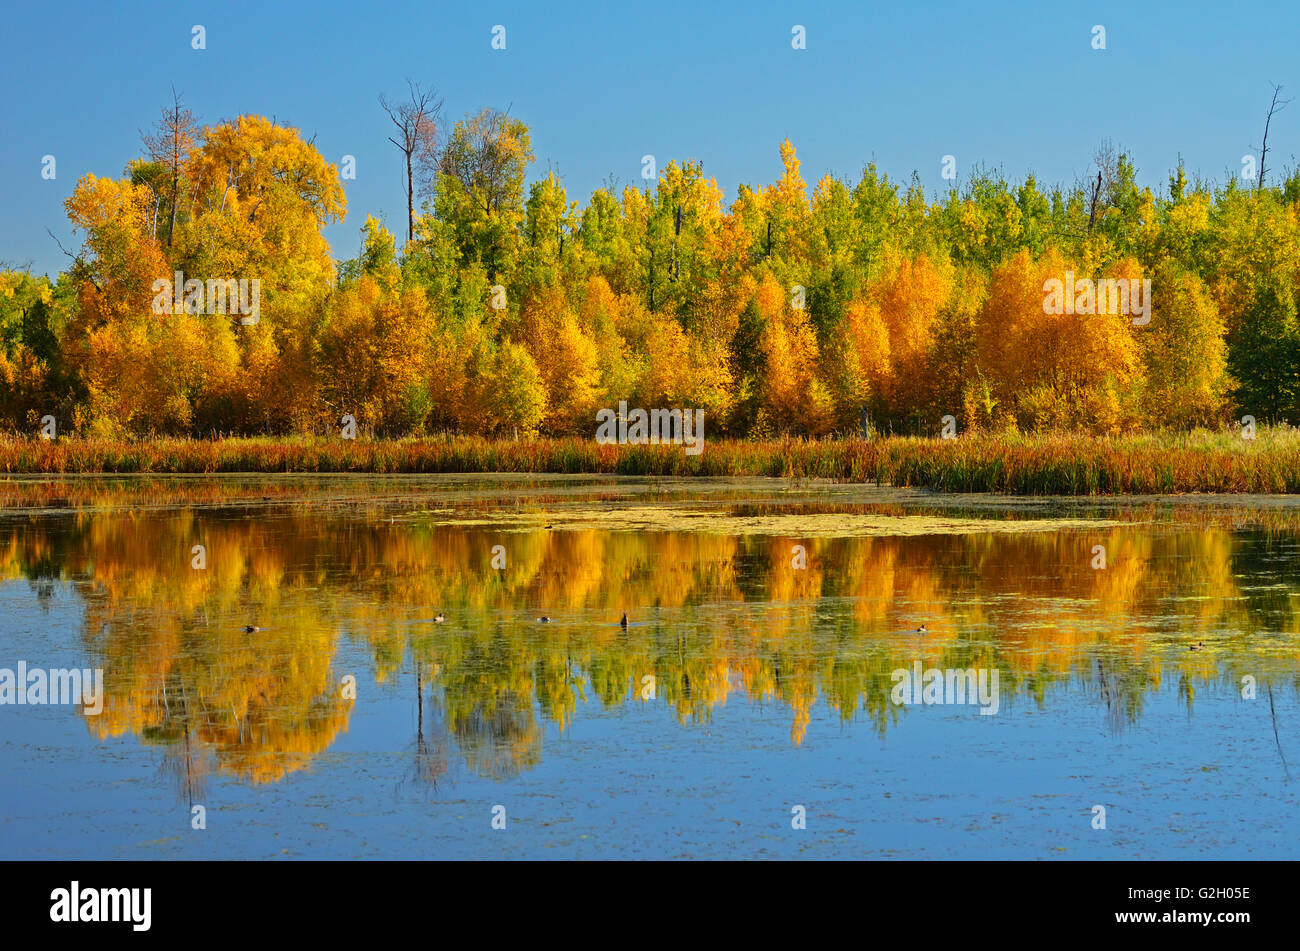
left=141, top=86, right=197, bottom=247
left=1254, top=83, right=1291, bottom=193
left=676, top=205, right=683, bottom=277
left=1087, top=171, right=1102, bottom=230
left=379, top=81, right=443, bottom=243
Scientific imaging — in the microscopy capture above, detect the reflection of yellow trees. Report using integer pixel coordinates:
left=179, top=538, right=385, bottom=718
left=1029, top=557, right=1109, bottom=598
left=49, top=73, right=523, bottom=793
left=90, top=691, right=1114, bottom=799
left=4, top=493, right=1300, bottom=784
left=12, top=514, right=356, bottom=785
left=81, top=601, right=354, bottom=785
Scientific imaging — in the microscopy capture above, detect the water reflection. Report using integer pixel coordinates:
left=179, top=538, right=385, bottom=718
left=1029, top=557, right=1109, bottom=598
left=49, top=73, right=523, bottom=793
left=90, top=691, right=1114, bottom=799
left=2, top=477, right=1298, bottom=795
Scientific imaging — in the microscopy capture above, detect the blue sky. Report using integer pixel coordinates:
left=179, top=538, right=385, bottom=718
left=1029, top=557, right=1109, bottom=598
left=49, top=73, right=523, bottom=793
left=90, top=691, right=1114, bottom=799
left=2, top=0, right=1297, bottom=277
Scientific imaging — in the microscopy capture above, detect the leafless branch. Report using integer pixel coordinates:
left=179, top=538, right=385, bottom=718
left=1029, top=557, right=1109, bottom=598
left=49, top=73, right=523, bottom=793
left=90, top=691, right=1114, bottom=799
left=1254, top=82, right=1292, bottom=192
left=379, top=80, right=443, bottom=243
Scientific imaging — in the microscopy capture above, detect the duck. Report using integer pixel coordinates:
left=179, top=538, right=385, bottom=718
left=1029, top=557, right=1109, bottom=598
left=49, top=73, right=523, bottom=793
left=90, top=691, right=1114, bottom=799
left=1189, top=642, right=1204, bottom=652
left=434, top=613, right=446, bottom=623
left=620, top=612, right=628, bottom=628
left=915, top=624, right=928, bottom=635
left=538, top=616, right=551, bottom=623
left=242, top=624, right=264, bottom=633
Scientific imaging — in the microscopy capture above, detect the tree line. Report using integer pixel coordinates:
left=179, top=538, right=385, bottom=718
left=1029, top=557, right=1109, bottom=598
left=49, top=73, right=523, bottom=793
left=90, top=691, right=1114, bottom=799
left=3, top=87, right=1299, bottom=438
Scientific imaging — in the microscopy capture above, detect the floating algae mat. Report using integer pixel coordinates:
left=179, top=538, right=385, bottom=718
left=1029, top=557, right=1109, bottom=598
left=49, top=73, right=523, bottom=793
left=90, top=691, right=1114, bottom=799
left=422, top=502, right=1128, bottom=537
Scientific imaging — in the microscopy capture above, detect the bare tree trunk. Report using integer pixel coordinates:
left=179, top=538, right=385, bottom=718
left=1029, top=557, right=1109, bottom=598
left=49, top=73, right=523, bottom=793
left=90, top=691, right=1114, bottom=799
left=406, top=150, right=414, bottom=242
left=142, top=86, right=195, bottom=248
left=1257, top=83, right=1291, bottom=193
left=380, top=81, right=443, bottom=246
left=167, top=98, right=181, bottom=246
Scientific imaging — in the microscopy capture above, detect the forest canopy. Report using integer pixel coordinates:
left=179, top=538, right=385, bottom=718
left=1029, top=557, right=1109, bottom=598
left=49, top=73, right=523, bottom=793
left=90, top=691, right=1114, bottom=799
left=4, top=97, right=1299, bottom=440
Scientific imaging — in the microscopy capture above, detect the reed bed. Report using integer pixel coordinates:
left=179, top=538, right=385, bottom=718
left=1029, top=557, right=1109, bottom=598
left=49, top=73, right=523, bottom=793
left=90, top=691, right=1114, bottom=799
left=2, top=430, right=1299, bottom=494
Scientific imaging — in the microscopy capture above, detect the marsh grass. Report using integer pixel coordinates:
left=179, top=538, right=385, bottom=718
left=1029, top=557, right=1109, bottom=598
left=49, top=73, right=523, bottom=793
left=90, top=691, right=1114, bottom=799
left=2, top=429, right=1299, bottom=494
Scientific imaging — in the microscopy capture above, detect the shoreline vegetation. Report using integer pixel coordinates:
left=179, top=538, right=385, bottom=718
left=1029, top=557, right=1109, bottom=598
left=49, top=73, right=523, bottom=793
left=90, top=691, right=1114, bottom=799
left=3, top=430, right=1300, bottom=494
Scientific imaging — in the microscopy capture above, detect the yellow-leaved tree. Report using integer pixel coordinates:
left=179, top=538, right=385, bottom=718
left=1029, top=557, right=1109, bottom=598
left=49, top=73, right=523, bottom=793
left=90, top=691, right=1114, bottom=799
left=976, top=249, right=1144, bottom=432
left=754, top=276, right=833, bottom=434
left=1141, top=262, right=1228, bottom=427
left=517, top=285, right=601, bottom=433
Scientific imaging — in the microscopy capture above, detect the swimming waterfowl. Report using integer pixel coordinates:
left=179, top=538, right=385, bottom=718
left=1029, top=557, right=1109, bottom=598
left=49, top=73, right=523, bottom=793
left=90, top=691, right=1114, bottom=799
left=538, top=616, right=551, bottom=623
left=1189, top=642, right=1204, bottom=652
left=242, top=625, right=263, bottom=633
left=434, top=613, right=446, bottom=623
left=620, top=612, right=628, bottom=628
left=915, top=624, right=928, bottom=634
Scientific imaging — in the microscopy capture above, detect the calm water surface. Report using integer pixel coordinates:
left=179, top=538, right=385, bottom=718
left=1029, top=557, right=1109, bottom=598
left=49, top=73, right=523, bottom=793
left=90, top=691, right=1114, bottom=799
left=1, top=475, right=1297, bottom=859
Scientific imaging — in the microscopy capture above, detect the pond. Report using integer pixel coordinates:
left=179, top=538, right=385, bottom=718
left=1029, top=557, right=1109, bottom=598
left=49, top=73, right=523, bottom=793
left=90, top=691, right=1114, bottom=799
left=0, top=475, right=1297, bottom=858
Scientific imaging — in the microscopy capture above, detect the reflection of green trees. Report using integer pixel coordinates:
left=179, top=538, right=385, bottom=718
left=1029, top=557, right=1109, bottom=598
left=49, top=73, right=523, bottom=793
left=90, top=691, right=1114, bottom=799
left=1087, top=654, right=1161, bottom=733
left=2, top=491, right=1300, bottom=787
left=1229, top=529, right=1300, bottom=633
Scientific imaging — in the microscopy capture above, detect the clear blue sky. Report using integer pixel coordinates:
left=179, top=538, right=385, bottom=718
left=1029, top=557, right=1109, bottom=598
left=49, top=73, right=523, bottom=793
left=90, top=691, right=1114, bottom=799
left=2, top=0, right=1297, bottom=278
